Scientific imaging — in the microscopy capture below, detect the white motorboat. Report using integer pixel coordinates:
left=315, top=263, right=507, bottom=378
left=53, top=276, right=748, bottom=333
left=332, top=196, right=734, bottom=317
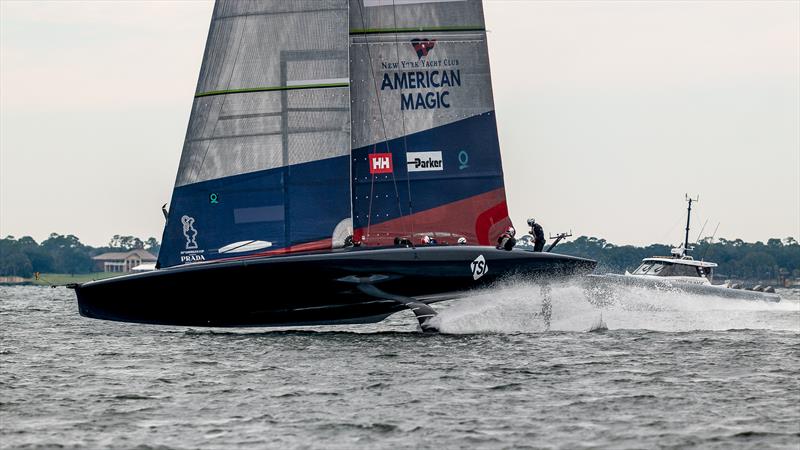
left=587, top=196, right=780, bottom=302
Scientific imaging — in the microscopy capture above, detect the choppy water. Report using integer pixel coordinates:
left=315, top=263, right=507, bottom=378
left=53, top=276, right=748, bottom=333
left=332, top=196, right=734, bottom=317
left=1, top=282, right=798, bottom=449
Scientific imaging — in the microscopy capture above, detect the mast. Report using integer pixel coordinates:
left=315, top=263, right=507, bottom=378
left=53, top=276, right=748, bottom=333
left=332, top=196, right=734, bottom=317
left=684, top=194, right=699, bottom=254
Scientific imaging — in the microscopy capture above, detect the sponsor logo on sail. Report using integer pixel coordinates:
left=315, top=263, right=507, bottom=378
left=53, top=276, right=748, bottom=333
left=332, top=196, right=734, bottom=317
left=471, top=255, right=488, bottom=280
left=380, top=69, right=460, bottom=111
left=458, top=150, right=469, bottom=170
left=179, top=215, right=205, bottom=262
left=406, top=151, right=443, bottom=172
left=379, top=41, right=461, bottom=110
left=182, top=215, right=198, bottom=249
left=180, top=252, right=205, bottom=263
left=411, top=39, right=436, bottom=59
left=369, top=153, right=393, bottom=174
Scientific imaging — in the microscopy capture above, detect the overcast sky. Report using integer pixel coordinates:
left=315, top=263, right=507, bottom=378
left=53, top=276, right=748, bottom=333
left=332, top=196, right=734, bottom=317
left=1, top=0, right=798, bottom=248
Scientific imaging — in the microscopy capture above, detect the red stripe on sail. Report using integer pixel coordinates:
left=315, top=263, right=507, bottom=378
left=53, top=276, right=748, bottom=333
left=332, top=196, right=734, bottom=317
left=354, top=188, right=512, bottom=246
left=180, top=188, right=513, bottom=267
left=475, top=200, right=511, bottom=245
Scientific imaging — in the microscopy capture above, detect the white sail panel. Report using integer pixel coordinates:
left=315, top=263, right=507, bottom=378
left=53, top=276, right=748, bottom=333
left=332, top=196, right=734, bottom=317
left=176, top=0, right=351, bottom=187
left=350, top=32, right=494, bottom=149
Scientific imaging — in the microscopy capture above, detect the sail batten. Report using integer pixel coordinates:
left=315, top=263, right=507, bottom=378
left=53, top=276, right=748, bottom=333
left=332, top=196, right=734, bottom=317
left=195, top=82, right=350, bottom=98
left=350, top=26, right=485, bottom=34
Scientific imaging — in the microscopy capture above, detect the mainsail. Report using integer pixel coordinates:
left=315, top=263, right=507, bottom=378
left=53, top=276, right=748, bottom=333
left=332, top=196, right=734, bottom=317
left=158, top=0, right=352, bottom=268
left=349, top=0, right=511, bottom=246
left=158, top=0, right=511, bottom=268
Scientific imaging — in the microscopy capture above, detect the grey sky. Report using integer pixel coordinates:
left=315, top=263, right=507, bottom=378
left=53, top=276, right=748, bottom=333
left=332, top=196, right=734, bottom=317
left=1, top=0, right=798, bottom=248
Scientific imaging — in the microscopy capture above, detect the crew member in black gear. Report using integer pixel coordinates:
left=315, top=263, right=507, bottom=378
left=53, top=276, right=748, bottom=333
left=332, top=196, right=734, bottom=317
left=496, top=226, right=517, bottom=251
left=528, top=218, right=545, bottom=252
left=394, top=236, right=414, bottom=247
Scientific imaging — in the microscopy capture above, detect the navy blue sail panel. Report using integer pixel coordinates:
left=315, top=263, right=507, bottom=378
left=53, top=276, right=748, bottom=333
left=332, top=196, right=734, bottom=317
left=351, top=112, right=509, bottom=245
left=158, top=0, right=351, bottom=268
left=158, top=156, right=350, bottom=268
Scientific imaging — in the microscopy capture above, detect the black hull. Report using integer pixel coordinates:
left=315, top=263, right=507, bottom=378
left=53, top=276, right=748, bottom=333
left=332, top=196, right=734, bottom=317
left=74, top=246, right=595, bottom=327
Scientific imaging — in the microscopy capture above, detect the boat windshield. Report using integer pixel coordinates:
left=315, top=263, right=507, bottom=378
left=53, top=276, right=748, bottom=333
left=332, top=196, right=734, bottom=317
left=632, top=261, right=708, bottom=277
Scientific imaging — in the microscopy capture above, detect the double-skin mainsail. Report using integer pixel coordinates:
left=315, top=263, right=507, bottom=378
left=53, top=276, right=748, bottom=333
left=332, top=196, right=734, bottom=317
left=157, top=0, right=510, bottom=268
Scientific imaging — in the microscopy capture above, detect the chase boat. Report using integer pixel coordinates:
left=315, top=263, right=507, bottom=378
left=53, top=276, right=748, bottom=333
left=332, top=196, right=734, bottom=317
left=586, top=197, right=780, bottom=303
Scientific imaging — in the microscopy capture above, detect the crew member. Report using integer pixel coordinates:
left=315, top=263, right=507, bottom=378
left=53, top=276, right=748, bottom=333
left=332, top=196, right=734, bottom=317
left=496, top=226, right=516, bottom=251
left=422, top=235, right=437, bottom=245
left=344, top=235, right=362, bottom=247
left=394, top=236, right=412, bottom=248
left=457, top=237, right=467, bottom=245
left=528, top=218, right=545, bottom=252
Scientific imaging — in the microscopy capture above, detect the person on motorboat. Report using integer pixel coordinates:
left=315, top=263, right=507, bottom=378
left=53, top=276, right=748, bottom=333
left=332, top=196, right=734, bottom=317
left=496, top=226, right=516, bottom=251
left=528, top=218, right=545, bottom=252
left=457, top=237, right=467, bottom=245
left=422, top=235, right=438, bottom=245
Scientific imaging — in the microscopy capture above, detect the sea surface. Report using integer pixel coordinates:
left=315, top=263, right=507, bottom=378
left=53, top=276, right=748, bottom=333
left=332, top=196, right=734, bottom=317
left=1, top=282, right=798, bottom=449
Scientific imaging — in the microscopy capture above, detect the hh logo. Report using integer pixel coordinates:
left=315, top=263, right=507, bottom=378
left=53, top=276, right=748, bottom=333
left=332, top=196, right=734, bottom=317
left=369, top=153, right=393, bottom=174
left=411, top=39, right=435, bottom=59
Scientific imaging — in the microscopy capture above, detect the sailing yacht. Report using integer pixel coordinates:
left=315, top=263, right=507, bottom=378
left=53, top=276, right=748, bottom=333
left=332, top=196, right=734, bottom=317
left=72, top=0, right=595, bottom=330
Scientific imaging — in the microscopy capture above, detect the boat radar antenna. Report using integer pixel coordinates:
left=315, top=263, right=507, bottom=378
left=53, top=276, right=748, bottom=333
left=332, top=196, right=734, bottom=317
left=546, top=230, right=573, bottom=253
left=684, top=194, right=699, bottom=255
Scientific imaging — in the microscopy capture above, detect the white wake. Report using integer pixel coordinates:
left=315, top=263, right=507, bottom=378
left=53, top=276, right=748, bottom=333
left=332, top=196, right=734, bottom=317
left=430, top=279, right=800, bottom=334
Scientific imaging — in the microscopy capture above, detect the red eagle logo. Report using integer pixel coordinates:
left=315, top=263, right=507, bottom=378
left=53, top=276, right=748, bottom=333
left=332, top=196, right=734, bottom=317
left=411, top=39, right=436, bottom=59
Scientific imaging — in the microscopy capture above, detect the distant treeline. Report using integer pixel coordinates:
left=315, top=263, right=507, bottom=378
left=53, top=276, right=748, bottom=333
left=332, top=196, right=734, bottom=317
left=1, top=233, right=797, bottom=281
left=551, top=236, right=799, bottom=281
left=0, top=234, right=161, bottom=277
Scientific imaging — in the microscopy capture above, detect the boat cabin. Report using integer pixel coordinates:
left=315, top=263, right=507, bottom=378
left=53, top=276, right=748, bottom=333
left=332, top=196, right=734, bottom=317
left=631, top=256, right=717, bottom=282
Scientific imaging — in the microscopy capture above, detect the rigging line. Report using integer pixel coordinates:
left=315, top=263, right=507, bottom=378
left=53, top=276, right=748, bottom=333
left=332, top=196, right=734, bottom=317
left=366, top=143, right=377, bottom=240
left=191, top=14, right=248, bottom=184
left=347, top=30, right=355, bottom=240
left=356, top=0, right=406, bottom=243
left=392, top=0, right=415, bottom=240
left=701, top=222, right=721, bottom=261
left=695, top=218, right=709, bottom=244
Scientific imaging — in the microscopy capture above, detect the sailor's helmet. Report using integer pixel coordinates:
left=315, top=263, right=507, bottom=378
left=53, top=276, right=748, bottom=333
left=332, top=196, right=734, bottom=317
left=527, top=218, right=536, bottom=226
